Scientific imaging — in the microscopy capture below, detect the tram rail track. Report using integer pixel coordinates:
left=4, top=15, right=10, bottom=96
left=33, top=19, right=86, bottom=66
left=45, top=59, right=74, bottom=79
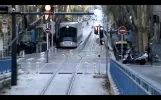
left=39, top=53, right=85, bottom=95
left=40, top=56, right=68, bottom=95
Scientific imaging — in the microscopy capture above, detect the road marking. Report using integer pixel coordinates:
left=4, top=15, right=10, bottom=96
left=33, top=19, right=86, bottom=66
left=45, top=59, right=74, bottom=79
left=40, top=52, right=45, bottom=54
left=27, top=58, right=35, bottom=61
left=17, top=58, right=25, bottom=62
left=38, top=58, right=45, bottom=61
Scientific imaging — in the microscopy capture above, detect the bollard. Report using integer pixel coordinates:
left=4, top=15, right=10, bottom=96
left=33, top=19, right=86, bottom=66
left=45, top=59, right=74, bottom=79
left=101, top=45, right=104, bottom=52
left=98, top=59, right=101, bottom=75
left=50, top=48, right=53, bottom=58
left=70, top=50, right=73, bottom=57
left=94, top=62, right=97, bottom=74
left=27, top=62, right=31, bottom=74
left=49, top=49, right=51, bottom=58
left=55, top=48, right=57, bottom=55
left=85, top=62, right=88, bottom=74
left=41, top=53, right=45, bottom=60
left=36, top=62, right=40, bottom=74
left=22, top=50, right=25, bottom=58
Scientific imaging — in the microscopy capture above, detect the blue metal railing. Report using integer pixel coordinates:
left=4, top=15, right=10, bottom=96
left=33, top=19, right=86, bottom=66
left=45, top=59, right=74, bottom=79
left=0, top=57, right=12, bottom=74
left=109, top=58, right=161, bottom=95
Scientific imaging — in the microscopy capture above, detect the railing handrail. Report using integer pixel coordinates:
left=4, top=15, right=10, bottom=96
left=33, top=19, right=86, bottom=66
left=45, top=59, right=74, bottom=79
left=110, top=58, right=161, bottom=94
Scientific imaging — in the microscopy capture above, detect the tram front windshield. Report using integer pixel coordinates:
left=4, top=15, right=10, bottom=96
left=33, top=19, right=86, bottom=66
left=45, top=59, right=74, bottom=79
left=59, top=27, right=77, bottom=42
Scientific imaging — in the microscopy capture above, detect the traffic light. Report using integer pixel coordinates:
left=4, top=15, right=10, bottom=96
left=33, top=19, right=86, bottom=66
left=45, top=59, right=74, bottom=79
left=99, top=27, right=104, bottom=38
left=94, top=26, right=98, bottom=35
left=0, top=5, right=8, bottom=12
left=99, top=27, right=104, bottom=45
left=24, top=16, right=28, bottom=28
left=42, top=5, right=54, bottom=12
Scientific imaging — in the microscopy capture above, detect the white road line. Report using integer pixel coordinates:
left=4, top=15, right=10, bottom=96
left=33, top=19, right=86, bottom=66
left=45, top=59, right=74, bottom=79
left=27, top=58, right=35, bottom=61
left=38, top=58, right=45, bottom=61
left=17, top=58, right=25, bottom=62
left=40, top=52, right=45, bottom=54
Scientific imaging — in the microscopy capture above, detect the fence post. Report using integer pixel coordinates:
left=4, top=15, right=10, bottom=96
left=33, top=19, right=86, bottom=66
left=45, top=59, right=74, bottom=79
left=27, top=62, right=31, bottom=74
left=98, top=55, right=101, bottom=75
left=55, top=47, right=57, bottom=55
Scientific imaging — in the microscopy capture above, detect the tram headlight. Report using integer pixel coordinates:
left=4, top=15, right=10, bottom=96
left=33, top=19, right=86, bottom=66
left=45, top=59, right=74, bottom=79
left=66, top=25, right=69, bottom=28
left=62, top=42, right=64, bottom=45
left=71, top=42, right=73, bottom=45
left=100, top=27, right=104, bottom=30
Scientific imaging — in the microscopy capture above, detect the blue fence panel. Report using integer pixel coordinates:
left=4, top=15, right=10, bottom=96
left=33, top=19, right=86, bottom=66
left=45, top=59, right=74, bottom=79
left=0, top=57, right=12, bottom=74
left=109, top=58, right=158, bottom=95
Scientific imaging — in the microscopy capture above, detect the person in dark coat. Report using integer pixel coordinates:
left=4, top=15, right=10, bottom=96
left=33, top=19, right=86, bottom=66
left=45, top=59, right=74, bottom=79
left=146, top=43, right=151, bottom=61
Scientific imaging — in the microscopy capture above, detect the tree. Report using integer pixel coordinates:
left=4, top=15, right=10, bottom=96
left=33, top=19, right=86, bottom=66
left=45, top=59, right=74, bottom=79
left=102, top=5, right=151, bottom=52
left=65, top=5, right=92, bottom=21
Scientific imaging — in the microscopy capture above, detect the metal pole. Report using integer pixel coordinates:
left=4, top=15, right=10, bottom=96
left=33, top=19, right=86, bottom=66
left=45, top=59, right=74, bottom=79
left=2, top=36, right=4, bottom=57
left=98, top=56, right=101, bottom=75
left=151, top=5, right=154, bottom=66
left=11, top=11, right=17, bottom=86
left=4, top=31, right=6, bottom=57
left=52, top=29, right=53, bottom=47
left=46, top=23, right=49, bottom=63
left=46, top=33, right=49, bottom=63
left=121, top=34, right=123, bottom=63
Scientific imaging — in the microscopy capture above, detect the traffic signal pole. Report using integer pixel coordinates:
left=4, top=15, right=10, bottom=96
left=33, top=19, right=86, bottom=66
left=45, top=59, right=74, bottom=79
left=46, top=23, right=49, bottom=63
left=0, top=12, right=94, bottom=15
left=11, top=10, right=17, bottom=86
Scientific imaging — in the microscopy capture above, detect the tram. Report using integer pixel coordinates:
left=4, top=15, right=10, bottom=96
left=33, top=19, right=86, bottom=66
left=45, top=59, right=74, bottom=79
left=55, top=22, right=83, bottom=48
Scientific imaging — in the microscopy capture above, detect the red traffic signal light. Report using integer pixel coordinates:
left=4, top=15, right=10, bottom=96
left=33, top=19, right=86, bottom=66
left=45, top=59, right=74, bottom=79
left=42, top=5, right=53, bottom=12
left=94, top=26, right=98, bottom=35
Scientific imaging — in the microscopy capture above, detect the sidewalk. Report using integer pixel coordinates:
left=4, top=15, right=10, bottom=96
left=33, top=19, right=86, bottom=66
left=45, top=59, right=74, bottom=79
left=152, top=43, right=161, bottom=60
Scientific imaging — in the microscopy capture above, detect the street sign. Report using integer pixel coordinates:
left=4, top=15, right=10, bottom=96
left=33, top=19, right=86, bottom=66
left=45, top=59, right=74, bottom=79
left=118, top=26, right=127, bottom=35
left=118, top=26, right=127, bottom=63
left=1, top=19, right=8, bottom=34
left=45, top=28, right=50, bottom=33
left=2, top=19, right=7, bottom=24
